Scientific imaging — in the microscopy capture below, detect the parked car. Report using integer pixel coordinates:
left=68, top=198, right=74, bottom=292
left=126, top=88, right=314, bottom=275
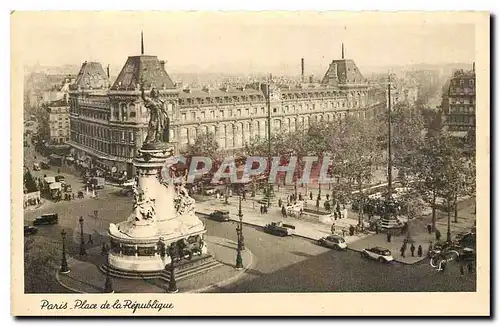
left=264, top=221, right=296, bottom=237
left=24, top=225, right=38, bottom=236
left=204, top=188, right=216, bottom=195
left=455, top=232, right=476, bottom=250
left=362, top=247, right=394, bottom=263
left=55, top=175, right=66, bottom=184
left=317, top=235, right=347, bottom=250
left=209, top=210, right=230, bottom=222
left=33, top=213, right=58, bottom=226
left=33, top=162, right=41, bottom=171
left=40, top=162, right=50, bottom=170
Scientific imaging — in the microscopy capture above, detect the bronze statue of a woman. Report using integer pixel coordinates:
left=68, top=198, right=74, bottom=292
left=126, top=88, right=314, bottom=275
left=141, top=85, right=170, bottom=147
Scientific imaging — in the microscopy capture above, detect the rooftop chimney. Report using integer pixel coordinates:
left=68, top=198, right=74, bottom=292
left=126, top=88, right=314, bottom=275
left=160, top=60, right=165, bottom=69
left=141, top=30, right=144, bottom=55
left=341, top=43, right=345, bottom=59
left=473, top=61, right=475, bottom=72
left=301, top=58, right=305, bottom=82
left=106, top=65, right=110, bottom=79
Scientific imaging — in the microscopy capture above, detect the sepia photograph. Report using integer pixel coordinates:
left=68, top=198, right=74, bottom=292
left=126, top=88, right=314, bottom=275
left=10, top=11, right=490, bottom=316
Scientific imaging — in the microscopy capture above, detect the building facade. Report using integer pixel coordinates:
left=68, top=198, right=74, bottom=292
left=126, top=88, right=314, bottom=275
left=47, top=99, right=70, bottom=144
left=443, top=64, right=476, bottom=133
left=69, top=47, right=387, bottom=177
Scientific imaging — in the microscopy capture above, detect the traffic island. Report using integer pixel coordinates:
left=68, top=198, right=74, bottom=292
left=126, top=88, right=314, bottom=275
left=56, top=236, right=253, bottom=293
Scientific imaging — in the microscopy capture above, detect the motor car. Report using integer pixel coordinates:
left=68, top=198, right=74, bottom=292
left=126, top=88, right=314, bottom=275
left=317, top=235, right=348, bottom=250
left=456, top=232, right=476, bottom=250
left=40, top=162, right=50, bottom=170
left=55, top=175, right=66, bottom=184
left=33, top=162, right=41, bottom=171
left=362, top=247, right=394, bottom=263
left=33, top=213, right=58, bottom=226
left=204, top=188, right=216, bottom=195
left=24, top=225, right=38, bottom=236
left=264, top=221, right=296, bottom=237
left=209, top=210, right=230, bottom=222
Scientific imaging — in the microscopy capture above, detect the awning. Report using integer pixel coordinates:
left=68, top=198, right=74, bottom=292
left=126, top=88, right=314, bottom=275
left=44, top=176, right=56, bottom=184
left=49, top=182, right=62, bottom=190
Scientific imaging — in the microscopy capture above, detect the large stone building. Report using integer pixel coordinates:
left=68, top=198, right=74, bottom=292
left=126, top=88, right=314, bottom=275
left=443, top=63, right=476, bottom=133
left=69, top=43, right=387, bottom=178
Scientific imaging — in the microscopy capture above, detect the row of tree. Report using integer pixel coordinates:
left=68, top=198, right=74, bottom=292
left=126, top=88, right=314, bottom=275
left=182, top=101, right=476, bottom=232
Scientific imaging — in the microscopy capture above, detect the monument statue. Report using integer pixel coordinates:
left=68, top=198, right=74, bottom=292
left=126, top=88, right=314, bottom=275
left=141, top=85, right=170, bottom=146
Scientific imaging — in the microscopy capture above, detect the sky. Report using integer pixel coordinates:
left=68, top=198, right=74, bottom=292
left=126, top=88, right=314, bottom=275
left=12, top=11, right=477, bottom=75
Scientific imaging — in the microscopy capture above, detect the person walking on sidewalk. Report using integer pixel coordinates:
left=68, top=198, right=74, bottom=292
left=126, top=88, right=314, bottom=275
left=427, top=224, right=432, bottom=234
left=331, top=222, right=336, bottom=235
left=400, top=243, right=406, bottom=258
left=435, top=229, right=441, bottom=242
left=417, top=245, right=423, bottom=257
left=387, top=233, right=392, bottom=243
left=310, top=192, right=313, bottom=200
left=281, top=205, right=286, bottom=218
left=88, top=234, right=93, bottom=245
left=427, top=241, right=434, bottom=257
left=410, top=243, right=416, bottom=257
left=278, top=198, right=282, bottom=208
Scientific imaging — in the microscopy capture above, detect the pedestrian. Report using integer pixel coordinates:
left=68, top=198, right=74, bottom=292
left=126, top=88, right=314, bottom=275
left=435, top=229, right=441, bottom=242
left=375, top=223, right=379, bottom=234
left=417, top=245, right=423, bottom=257
left=387, top=233, right=392, bottom=243
left=467, top=262, right=474, bottom=274
left=440, top=260, right=447, bottom=273
left=400, top=244, right=406, bottom=258
left=349, top=225, right=355, bottom=236
left=427, top=241, right=434, bottom=257
left=278, top=198, right=282, bottom=207
left=331, top=222, right=336, bottom=235
left=281, top=205, right=286, bottom=218
left=410, top=243, right=416, bottom=257
left=88, top=234, right=93, bottom=245
left=427, top=224, right=432, bottom=234
left=259, top=205, right=263, bottom=215
left=460, top=263, right=465, bottom=276
left=310, top=192, right=313, bottom=200
left=72, top=193, right=75, bottom=200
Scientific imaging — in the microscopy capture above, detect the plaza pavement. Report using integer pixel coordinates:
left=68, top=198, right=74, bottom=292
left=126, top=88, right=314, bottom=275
left=196, top=195, right=476, bottom=265
left=56, top=235, right=253, bottom=294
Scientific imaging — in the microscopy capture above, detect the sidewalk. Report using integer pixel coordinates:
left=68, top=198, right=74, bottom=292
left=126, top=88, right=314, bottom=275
left=196, top=196, right=476, bottom=265
left=196, top=199, right=370, bottom=245
left=56, top=236, right=253, bottom=293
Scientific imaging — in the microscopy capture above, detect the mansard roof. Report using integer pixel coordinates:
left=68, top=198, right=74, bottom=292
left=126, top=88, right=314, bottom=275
left=111, top=55, right=175, bottom=91
left=74, top=61, right=109, bottom=90
left=321, top=59, right=365, bottom=86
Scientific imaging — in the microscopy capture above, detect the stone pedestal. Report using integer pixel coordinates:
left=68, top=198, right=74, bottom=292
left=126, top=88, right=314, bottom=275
left=107, top=144, right=210, bottom=275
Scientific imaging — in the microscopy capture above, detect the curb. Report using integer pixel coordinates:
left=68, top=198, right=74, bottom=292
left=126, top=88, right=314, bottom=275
left=55, top=269, right=87, bottom=294
left=186, top=244, right=254, bottom=293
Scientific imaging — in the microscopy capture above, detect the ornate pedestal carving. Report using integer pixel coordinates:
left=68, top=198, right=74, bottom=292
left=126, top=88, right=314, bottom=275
left=107, top=145, right=209, bottom=274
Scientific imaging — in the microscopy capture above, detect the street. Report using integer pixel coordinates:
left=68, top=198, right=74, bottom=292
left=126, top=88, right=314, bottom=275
left=22, top=145, right=476, bottom=294
left=23, top=190, right=476, bottom=293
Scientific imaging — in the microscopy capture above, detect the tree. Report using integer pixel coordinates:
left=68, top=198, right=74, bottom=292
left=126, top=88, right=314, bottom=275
left=327, top=116, right=382, bottom=228
left=23, top=169, right=38, bottom=193
left=182, top=131, right=222, bottom=189
left=24, top=237, right=59, bottom=293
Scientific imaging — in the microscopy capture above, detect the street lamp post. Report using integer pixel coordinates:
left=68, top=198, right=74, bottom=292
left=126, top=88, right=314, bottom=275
left=238, top=194, right=246, bottom=251
left=79, top=216, right=86, bottom=256
left=60, top=229, right=70, bottom=274
left=166, top=245, right=179, bottom=293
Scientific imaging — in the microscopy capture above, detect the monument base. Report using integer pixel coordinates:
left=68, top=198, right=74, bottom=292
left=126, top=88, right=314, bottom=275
left=100, top=253, right=223, bottom=282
